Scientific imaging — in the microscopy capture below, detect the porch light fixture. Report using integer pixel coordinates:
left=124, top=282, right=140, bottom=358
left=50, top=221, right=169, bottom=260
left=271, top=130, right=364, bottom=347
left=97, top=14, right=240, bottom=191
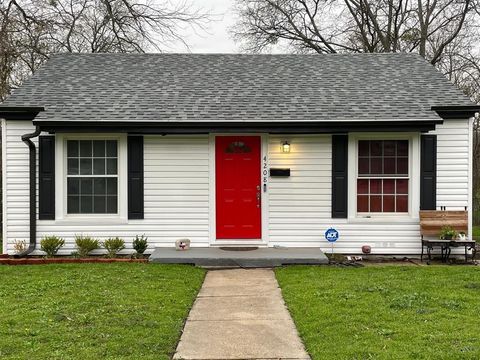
left=282, top=141, right=291, bottom=153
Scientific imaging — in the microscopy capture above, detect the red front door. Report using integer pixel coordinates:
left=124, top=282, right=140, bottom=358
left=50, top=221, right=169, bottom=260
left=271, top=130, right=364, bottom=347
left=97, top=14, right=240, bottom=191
left=215, top=136, right=261, bottom=239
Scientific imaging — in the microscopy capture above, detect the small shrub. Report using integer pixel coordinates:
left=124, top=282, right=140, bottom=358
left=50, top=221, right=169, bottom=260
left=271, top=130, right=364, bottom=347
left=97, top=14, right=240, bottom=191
left=103, top=237, right=125, bottom=258
left=40, top=236, right=65, bottom=257
left=75, top=235, right=99, bottom=257
left=13, top=240, right=27, bottom=254
left=133, top=234, right=148, bottom=255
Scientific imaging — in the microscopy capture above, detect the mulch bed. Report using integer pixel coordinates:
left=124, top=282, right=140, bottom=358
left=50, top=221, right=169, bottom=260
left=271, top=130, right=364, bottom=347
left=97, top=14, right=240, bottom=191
left=0, top=257, right=148, bottom=265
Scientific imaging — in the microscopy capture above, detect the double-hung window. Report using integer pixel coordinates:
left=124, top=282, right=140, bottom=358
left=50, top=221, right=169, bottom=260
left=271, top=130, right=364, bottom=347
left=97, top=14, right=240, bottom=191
left=66, top=140, right=118, bottom=214
left=357, top=140, right=409, bottom=213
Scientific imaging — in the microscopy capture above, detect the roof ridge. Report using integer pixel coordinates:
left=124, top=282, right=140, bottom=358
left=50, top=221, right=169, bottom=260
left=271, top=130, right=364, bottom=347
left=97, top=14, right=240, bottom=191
left=50, top=52, right=420, bottom=57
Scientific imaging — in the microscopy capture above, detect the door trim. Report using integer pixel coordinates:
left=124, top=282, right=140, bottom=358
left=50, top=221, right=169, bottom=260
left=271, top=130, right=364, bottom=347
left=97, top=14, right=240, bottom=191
left=208, top=133, right=269, bottom=245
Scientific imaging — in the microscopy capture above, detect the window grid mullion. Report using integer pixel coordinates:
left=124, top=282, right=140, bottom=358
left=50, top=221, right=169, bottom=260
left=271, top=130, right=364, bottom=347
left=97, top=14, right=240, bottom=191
left=357, top=139, right=409, bottom=214
left=66, top=139, right=118, bottom=214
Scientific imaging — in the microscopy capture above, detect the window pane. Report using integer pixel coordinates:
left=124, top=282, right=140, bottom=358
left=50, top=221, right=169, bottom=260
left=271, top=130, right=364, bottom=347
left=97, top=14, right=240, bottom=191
left=67, top=159, right=79, bottom=175
left=107, top=196, right=118, bottom=213
left=107, top=178, right=117, bottom=195
left=106, top=159, right=117, bottom=175
left=106, top=140, right=117, bottom=157
left=370, top=196, right=382, bottom=212
left=80, top=195, right=93, bottom=213
left=357, top=195, right=369, bottom=212
left=67, top=178, right=80, bottom=195
left=80, top=140, right=92, bottom=157
left=383, top=196, right=395, bottom=212
left=93, top=196, right=106, bottom=213
left=67, top=140, right=79, bottom=157
left=370, top=158, right=382, bottom=174
left=383, top=157, right=396, bottom=174
left=370, top=179, right=381, bottom=194
left=397, top=140, right=408, bottom=156
left=396, top=179, right=408, bottom=194
left=80, top=159, right=92, bottom=175
left=93, top=140, right=105, bottom=157
left=93, top=159, right=105, bottom=175
left=358, top=141, right=369, bottom=156
left=80, top=178, right=93, bottom=195
left=94, top=178, right=107, bottom=195
left=358, top=158, right=369, bottom=175
left=67, top=196, right=79, bottom=213
left=397, top=157, right=408, bottom=175
left=383, top=179, right=395, bottom=194
left=384, top=141, right=396, bottom=156
left=357, top=179, right=369, bottom=194
left=371, top=141, right=382, bottom=156
left=396, top=195, right=408, bottom=212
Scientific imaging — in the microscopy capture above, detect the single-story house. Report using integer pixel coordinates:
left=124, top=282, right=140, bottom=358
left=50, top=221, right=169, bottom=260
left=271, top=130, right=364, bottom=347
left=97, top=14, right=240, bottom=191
left=0, top=53, right=478, bottom=256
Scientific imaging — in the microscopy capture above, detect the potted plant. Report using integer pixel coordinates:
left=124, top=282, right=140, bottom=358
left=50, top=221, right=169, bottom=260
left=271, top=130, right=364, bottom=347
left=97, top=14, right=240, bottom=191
left=439, top=226, right=458, bottom=240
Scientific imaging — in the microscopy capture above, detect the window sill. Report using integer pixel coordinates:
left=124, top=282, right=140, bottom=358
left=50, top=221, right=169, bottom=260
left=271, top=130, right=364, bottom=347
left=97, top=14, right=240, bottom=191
left=348, top=216, right=418, bottom=224
left=42, top=217, right=128, bottom=225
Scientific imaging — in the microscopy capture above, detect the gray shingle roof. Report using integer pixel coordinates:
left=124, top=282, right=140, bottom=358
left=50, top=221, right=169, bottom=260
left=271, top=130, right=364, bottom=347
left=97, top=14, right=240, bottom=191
left=1, top=53, right=474, bottom=122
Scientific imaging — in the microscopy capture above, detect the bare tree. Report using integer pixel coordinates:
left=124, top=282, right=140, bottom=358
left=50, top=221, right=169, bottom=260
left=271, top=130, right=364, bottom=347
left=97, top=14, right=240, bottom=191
left=233, top=0, right=478, bottom=64
left=0, top=0, right=209, bottom=101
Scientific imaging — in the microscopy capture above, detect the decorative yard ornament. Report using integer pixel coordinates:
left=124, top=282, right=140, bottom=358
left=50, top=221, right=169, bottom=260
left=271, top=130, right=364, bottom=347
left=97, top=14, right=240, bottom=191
left=362, top=245, right=372, bottom=254
left=175, top=239, right=191, bottom=251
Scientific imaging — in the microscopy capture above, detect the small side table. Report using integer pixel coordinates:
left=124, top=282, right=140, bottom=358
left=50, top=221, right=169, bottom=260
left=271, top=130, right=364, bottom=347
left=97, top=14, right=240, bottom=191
left=421, top=239, right=451, bottom=263
left=449, top=240, right=477, bottom=263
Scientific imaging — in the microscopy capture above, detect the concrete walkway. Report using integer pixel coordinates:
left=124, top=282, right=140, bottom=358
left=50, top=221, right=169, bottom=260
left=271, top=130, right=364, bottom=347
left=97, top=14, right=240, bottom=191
left=174, top=269, right=310, bottom=360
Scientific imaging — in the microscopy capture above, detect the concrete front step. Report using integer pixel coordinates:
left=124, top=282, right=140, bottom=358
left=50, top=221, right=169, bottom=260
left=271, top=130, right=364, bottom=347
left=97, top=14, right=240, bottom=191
left=149, top=247, right=328, bottom=267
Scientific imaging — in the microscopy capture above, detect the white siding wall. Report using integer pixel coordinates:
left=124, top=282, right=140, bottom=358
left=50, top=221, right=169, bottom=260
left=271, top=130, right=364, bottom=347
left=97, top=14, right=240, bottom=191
left=268, top=135, right=332, bottom=247
left=3, top=119, right=471, bottom=256
left=2, top=121, right=35, bottom=254
left=2, top=120, right=210, bottom=254
left=433, top=120, right=471, bottom=209
left=268, top=121, right=471, bottom=254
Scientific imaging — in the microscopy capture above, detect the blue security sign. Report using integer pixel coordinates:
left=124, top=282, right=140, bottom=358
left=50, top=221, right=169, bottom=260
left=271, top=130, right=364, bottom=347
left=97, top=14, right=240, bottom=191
left=325, top=228, right=339, bottom=242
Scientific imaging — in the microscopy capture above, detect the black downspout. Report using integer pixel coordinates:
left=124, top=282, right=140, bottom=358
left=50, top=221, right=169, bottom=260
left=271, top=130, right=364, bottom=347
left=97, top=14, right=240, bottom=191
left=16, top=126, right=41, bottom=257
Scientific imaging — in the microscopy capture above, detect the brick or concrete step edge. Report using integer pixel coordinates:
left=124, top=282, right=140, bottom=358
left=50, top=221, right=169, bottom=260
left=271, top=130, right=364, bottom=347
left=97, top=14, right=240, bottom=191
left=150, top=258, right=328, bottom=267
left=0, top=258, right=148, bottom=265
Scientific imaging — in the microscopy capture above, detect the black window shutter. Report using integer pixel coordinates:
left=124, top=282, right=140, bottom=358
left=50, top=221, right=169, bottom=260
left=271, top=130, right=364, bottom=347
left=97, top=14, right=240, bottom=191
left=332, top=135, right=348, bottom=218
left=128, top=136, right=144, bottom=219
left=39, top=136, right=55, bottom=220
left=420, top=135, right=437, bottom=210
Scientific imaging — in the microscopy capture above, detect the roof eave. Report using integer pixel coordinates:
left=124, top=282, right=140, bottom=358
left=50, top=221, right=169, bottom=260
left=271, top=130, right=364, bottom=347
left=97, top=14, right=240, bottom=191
left=431, top=105, right=480, bottom=119
left=36, top=119, right=443, bottom=134
left=0, top=106, right=45, bottom=120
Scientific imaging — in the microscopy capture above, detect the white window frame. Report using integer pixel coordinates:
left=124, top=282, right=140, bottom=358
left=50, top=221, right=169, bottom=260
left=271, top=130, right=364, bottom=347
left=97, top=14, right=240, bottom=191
left=54, top=133, right=128, bottom=224
left=348, top=132, right=420, bottom=221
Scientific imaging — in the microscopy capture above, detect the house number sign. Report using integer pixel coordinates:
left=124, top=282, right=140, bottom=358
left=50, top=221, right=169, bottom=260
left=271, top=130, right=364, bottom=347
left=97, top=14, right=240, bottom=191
left=263, top=155, right=268, bottom=192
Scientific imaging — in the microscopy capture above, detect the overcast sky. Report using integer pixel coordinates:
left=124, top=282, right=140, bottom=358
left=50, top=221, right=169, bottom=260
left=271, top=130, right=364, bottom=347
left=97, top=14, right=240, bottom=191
left=168, top=0, right=238, bottom=53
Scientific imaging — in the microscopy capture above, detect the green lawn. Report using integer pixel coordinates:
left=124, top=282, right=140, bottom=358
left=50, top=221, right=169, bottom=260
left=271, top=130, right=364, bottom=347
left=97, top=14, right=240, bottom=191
left=472, top=225, right=480, bottom=240
left=0, top=263, right=205, bottom=360
left=276, top=266, right=480, bottom=360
